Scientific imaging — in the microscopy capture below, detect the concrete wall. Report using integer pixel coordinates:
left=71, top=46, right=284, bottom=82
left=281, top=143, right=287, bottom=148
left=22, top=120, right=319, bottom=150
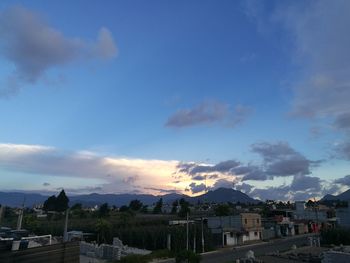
left=223, top=232, right=238, bottom=246
left=337, top=206, right=350, bottom=228
left=207, top=215, right=242, bottom=229
left=241, top=213, right=262, bottom=229
left=0, top=242, right=79, bottom=263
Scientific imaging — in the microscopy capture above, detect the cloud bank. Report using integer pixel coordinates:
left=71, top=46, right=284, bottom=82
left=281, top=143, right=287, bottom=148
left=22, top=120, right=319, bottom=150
left=0, top=143, right=177, bottom=195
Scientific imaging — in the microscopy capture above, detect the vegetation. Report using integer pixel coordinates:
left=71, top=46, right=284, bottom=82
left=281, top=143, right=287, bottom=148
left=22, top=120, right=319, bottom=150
left=321, top=227, right=350, bottom=245
left=129, top=199, right=143, bottom=211
left=153, top=198, right=163, bottom=214
left=117, top=249, right=174, bottom=263
left=175, top=250, right=202, bottom=263
left=98, top=203, right=110, bottom=218
left=178, top=198, right=190, bottom=217
left=43, top=190, right=69, bottom=212
left=214, top=204, right=230, bottom=216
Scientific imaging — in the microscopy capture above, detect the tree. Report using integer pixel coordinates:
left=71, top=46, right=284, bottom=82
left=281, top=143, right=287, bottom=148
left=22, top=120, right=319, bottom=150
left=175, top=250, right=202, bottom=263
left=129, top=199, right=143, bottom=211
left=98, top=203, right=110, bottom=218
left=171, top=200, right=179, bottom=214
left=95, top=219, right=111, bottom=244
left=214, top=204, right=230, bottom=216
left=71, top=203, right=82, bottom=210
left=178, top=198, right=190, bottom=218
left=55, top=190, right=69, bottom=212
left=119, top=205, right=129, bottom=212
left=153, top=198, right=163, bottom=214
left=43, top=195, right=57, bottom=212
left=141, top=205, right=148, bottom=214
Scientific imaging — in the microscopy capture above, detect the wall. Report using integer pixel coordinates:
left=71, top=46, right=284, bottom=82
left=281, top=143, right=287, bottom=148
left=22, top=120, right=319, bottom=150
left=241, top=213, right=261, bottom=229
left=336, top=206, right=350, bottom=228
left=0, top=241, right=79, bottom=263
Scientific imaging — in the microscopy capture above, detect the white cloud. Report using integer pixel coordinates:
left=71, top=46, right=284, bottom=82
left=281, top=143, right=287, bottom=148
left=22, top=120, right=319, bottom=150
left=0, top=143, right=178, bottom=194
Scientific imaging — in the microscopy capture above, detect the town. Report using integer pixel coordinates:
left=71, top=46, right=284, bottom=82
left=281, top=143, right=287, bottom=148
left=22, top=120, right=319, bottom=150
left=1, top=187, right=350, bottom=262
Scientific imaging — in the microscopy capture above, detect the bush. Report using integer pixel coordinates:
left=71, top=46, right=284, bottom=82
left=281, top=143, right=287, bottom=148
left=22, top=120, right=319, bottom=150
left=321, top=227, right=350, bottom=245
left=175, top=250, right=201, bottom=263
left=118, top=254, right=148, bottom=263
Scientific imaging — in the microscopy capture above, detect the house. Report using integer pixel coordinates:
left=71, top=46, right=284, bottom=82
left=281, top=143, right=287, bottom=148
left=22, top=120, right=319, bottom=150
left=293, top=201, right=337, bottom=232
left=336, top=202, right=350, bottom=228
left=207, top=213, right=262, bottom=247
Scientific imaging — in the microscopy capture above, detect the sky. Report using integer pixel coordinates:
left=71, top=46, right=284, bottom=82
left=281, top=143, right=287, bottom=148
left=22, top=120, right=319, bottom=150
left=0, top=0, right=349, bottom=201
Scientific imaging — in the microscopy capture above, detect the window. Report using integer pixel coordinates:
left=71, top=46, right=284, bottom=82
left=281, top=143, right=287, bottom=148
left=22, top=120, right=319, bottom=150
left=254, top=232, right=258, bottom=236
left=244, top=219, right=247, bottom=224
left=257, top=219, right=260, bottom=224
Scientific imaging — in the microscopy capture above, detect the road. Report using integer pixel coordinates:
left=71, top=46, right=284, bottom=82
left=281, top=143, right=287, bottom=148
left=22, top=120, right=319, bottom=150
left=160, top=234, right=315, bottom=263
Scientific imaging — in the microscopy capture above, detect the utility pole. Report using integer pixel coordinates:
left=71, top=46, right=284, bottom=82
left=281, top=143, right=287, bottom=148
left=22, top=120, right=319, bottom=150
left=63, top=208, right=69, bottom=242
left=201, top=217, right=205, bottom=253
left=186, top=212, right=189, bottom=250
left=0, top=206, right=4, bottom=225
left=314, top=198, right=319, bottom=232
left=17, top=197, right=25, bottom=230
left=193, top=223, right=196, bottom=253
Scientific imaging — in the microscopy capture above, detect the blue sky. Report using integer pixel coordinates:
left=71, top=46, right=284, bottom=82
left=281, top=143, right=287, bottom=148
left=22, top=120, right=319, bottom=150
left=0, top=0, right=349, bottom=200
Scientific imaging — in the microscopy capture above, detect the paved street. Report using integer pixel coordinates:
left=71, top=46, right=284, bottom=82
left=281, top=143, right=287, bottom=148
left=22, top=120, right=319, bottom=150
left=160, top=234, right=315, bottom=263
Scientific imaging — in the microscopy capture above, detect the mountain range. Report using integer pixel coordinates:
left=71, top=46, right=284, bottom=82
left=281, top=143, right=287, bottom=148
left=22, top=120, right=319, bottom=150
left=321, top=189, right=350, bottom=201
left=0, top=188, right=258, bottom=207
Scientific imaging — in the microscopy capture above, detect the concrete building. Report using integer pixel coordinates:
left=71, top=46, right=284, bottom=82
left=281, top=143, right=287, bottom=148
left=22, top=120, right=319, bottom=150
left=207, top=213, right=262, bottom=246
left=294, top=201, right=337, bottom=231
left=336, top=203, right=350, bottom=228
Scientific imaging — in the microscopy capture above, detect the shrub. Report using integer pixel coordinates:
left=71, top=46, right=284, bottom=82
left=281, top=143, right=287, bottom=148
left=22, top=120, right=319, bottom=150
left=175, top=250, right=201, bottom=263
left=321, top=227, right=350, bottom=245
left=118, top=254, right=148, bottom=263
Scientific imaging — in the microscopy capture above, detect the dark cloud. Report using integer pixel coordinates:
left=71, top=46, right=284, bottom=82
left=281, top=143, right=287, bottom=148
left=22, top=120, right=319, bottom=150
left=334, top=175, right=350, bottom=186
left=208, top=174, right=219, bottom=179
left=251, top=142, right=318, bottom=177
left=250, top=174, right=324, bottom=201
left=176, top=162, right=197, bottom=174
left=0, top=5, right=117, bottom=95
left=250, top=186, right=289, bottom=201
left=290, top=175, right=321, bottom=191
left=192, top=175, right=205, bottom=181
left=42, top=182, right=50, bottom=187
left=123, top=175, right=139, bottom=184
left=166, top=101, right=252, bottom=128
left=211, top=179, right=234, bottom=190
left=252, top=142, right=301, bottom=163
left=232, top=165, right=268, bottom=181
left=179, top=142, right=319, bottom=182
left=189, top=183, right=206, bottom=194
left=177, top=160, right=240, bottom=176
left=235, top=183, right=253, bottom=194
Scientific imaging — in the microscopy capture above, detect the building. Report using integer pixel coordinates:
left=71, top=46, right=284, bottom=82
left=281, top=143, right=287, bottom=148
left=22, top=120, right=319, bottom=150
left=336, top=202, right=350, bottom=228
left=207, top=213, right=262, bottom=246
left=293, top=201, right=337, bottom=232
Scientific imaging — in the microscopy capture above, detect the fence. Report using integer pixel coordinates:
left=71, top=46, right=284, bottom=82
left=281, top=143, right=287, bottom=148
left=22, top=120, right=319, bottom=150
left=0, top=241, right=79, bottom=263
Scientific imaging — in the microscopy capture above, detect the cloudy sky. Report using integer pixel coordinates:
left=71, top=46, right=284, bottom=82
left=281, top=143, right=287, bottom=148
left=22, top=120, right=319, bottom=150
left=0, top=0, right=349, bottom=201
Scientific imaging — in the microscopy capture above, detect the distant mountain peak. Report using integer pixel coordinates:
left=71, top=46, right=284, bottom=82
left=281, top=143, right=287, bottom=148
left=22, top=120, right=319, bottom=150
left=321, top=188, right=350, bottom=201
